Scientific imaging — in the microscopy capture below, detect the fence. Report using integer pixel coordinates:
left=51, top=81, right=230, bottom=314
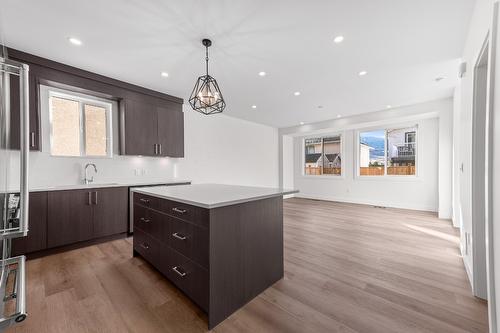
left=306, top=166, right=415, bottom=176
left=360, top=166, right=415, bottom=176
left=305, top=166, right=341, bottom=175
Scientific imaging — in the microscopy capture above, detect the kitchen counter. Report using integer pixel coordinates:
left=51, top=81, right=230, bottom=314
left=131, top=183, right=297, bottom=209
left=131, top=183, right=296, bottom=329
left=22, top=179, right=191, bottom=192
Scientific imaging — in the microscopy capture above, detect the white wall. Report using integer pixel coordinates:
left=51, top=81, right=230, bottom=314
left=454, top=0, right=493, bottom=304
left=455, top=0, right=500, bottom=329
left=8, top=104, right=279, bottom=189
left=176, top=106, right=279, bottom=187
left=279, top=98, right=453, bottom=213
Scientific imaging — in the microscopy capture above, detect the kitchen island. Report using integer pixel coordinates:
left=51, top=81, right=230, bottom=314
left=131, top=184, right=297, bottom=329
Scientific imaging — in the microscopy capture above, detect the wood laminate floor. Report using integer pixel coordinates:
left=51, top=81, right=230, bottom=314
left=6, top=198, right=488, bottom=333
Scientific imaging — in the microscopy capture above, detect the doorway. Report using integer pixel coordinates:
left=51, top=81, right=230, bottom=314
left=471, top=38, right=489, bottom=300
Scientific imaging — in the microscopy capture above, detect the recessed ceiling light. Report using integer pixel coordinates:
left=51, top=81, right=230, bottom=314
left=294, top=91, right=301, bottom=96
left=300, top=121, right=305, bottom=125
left=258, top=71, right=266, bottom=77
left=358, top=71, right=367, bottom=76
left=333, top=36, right=344, bottom=43
left=251, top=105, right=257, bottom=109
left=337, top=114, right=342, bottom=118
left=68, top=37, right=82, bottom=46
left=161, top=72, right=169, bottom=77
left=386, top=105, right=392, bottom=109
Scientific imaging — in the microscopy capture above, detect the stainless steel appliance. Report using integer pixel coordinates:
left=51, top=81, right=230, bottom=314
left=0, top=47, right=29, bottom=329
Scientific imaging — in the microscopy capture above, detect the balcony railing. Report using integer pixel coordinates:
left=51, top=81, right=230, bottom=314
left=393, top=142, right=415, bottom=158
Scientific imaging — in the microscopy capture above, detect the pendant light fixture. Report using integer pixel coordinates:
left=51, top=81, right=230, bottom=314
left=189, top=39, right=226, bottom=115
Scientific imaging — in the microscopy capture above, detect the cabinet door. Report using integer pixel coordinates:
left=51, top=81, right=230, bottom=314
left=121, top=99, right=158, bottom=156
left=92, top=187, right=128, bottom=238
left=8, top=70, right=40, bottom=151
left=8, top=74, right=21, bottom=150
left=11, top=191, right=48, bottom=256
left=47, top=189, right=93, bottom=248
left=157, top=104, right=184, bottom=157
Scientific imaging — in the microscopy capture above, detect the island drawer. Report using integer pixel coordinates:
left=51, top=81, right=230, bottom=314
left=133, top=228, right=162, bottom=267
left=160, top=199, right=209, bottom=228
left=134, top=204, right=171, bottom=242
left=169, top=216, right=209, bottom=269
left=162, top=246, right=208, bottom=311
left=134, top=192, right=161, bottom=211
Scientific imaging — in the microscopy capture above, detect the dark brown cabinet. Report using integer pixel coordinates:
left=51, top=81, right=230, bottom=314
left=47, top=189, right=93, bottom=248
left=121, top=99, right=184, bottom=157
left=47, top=187, right=128, bottom=248
left=157, top=104, right=184, bottom=158
left=133, top=192, right=284, bottom=330
left=7, top=67, right=40, bottom=151
left=93, top=187, right=128, bottom=238
left=11, top=192, right=48, bottom=256
left=121, top=99, right=158, bottom=156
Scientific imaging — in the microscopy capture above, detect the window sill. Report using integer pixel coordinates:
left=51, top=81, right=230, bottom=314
left=354, top=175, right=421, bottom=182
left=300, top=175, right=345, bottom=180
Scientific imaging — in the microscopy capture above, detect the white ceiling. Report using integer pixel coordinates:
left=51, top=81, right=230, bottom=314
left=0, top=0, right=474, bottom=128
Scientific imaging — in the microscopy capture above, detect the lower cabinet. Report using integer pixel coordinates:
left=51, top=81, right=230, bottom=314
left=93, top=187, right=128, bottom=238
left=12, top=192, right=48, bottom=256
left=47, top=189, right=93, bottom=248
left=133, top=198, right=209, bottom=312
left=47, top=187, right=128, bottom=249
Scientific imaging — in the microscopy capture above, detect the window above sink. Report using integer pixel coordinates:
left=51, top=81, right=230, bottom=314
left=40, top=85, right=113, bottom=158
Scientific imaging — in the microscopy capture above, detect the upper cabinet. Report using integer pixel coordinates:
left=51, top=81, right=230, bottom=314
left=8, top=71, right=40, bottom=151
left=157, top=104, right=184, bottom=158
left=6, top=48, right=184, bottom=157
left=120, top=99, right=184, bottom=157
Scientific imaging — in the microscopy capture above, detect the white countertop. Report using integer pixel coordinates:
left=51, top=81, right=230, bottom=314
left=23, top=179, right=191, bottom=192
left=131, top=183, right=298, bottom=209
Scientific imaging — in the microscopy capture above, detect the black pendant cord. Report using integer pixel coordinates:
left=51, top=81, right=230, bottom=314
left=205, top=46, right=209, bottom=76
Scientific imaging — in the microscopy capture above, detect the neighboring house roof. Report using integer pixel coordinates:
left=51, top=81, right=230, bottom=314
left=305, top=153, right=341, bottom=165
left=325, top=153, right=340, bottom=162
left=305, top=153, right=322, bottom=163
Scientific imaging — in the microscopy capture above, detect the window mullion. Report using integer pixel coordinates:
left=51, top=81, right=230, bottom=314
left=384, top=129, right=388, bottom=176
left=321, top=137, right=324, bottom=175
left=80, top=102, right=86, bottom=156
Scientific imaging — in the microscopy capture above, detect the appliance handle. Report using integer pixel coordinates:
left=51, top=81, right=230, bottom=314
left=19, top=63, right=29, bottom=237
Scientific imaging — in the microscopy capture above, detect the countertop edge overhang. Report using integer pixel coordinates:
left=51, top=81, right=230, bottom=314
left=131, top=184, right=298, bottom=209
left=13, top=180, right=192, bottom=193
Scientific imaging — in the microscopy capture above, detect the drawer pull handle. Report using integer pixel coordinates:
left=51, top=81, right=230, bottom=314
left=140, top=217, right=151, bottom=223
left=172, top=232, right=187, bottom=240
left=140, top=198, right=150, bottom=204
left=172, top=266, right=187, bottom=277
left=140, top=243, right=149, bottom=250
left=172, top=207, right=187, bottom=214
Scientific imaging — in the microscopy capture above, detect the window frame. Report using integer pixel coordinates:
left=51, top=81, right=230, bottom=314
left=302, top=132, right=344, bottom=178
left=47, top=88, right=113, bottom=158
left=356, top=124, right=419, bottom=180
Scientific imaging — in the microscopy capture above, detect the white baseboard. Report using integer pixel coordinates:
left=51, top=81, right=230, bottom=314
left=294, top=193, right=438, bottom=212
left=460, top=245, right=474, bottom=291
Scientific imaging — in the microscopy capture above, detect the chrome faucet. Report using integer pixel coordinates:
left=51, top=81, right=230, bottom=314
left=84, top=163, right=98, bottom=184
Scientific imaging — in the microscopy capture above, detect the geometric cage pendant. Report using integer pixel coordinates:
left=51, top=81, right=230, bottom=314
left=189, top=39, right=226, bottom=115
left=189, top=74, right=226, bottom=115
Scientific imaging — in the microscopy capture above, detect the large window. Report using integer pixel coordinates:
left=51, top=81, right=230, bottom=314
left=359, top=126, right=417, bottom=176
left=304, top=135, right=342, bottom=176
left=48, top=90, right=112, bottom=157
